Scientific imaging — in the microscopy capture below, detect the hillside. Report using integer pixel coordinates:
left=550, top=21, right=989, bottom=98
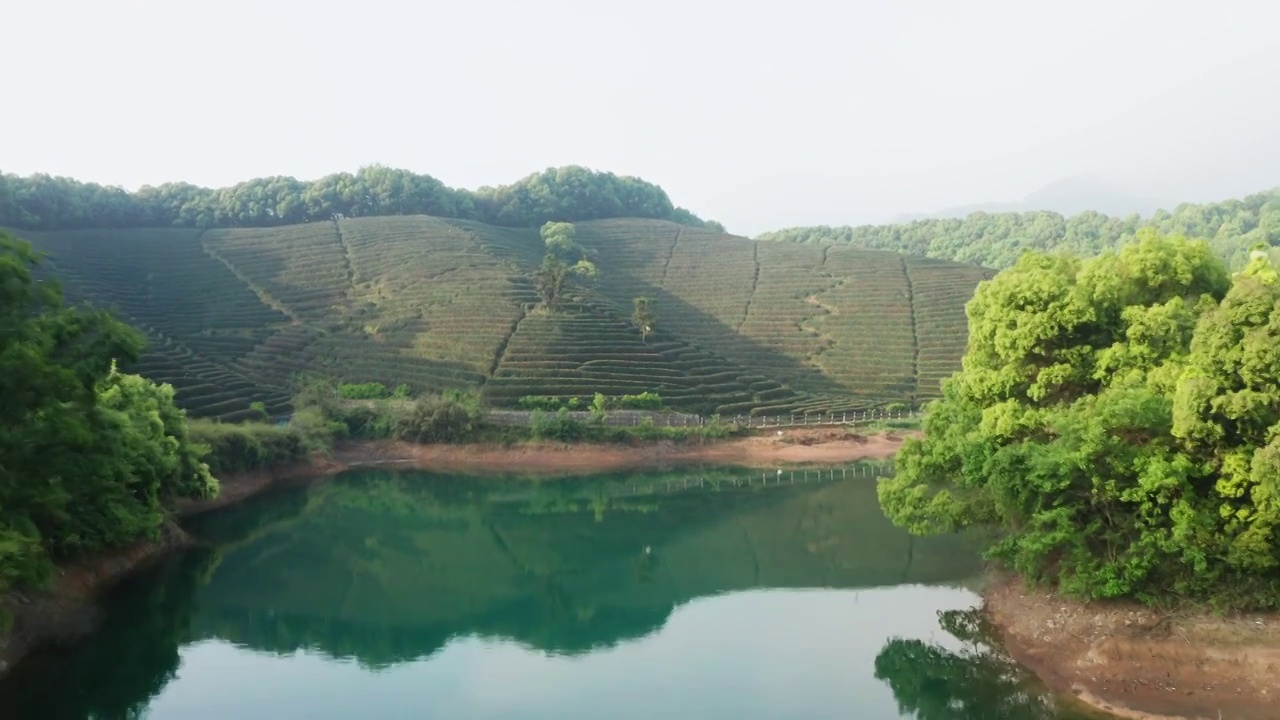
left=762, top=187, right=1280, bottom=270
left=15, top=217, right=990, bottom=420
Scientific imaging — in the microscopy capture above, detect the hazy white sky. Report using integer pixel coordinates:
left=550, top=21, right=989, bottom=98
left=6, top=0, right=1280, bottom=234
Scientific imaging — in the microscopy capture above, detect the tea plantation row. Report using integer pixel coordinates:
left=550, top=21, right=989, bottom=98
left=13, top=217, right=989, bottom=419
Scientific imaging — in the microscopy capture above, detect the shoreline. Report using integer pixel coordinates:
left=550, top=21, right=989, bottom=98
left=0, top=522, right=190, bottom=677
left=982, top=572, right=1280, bottom=720
left=1, top=427, right=905, bottom=674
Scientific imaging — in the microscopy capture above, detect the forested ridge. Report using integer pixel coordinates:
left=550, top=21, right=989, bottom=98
left=0, top=233, right=214, bottom=600
left=0, top=165, right=723, bottom=232
left=879, top=230, right=1280, bottom=609
left=759, top=187, right=1280, bottom=270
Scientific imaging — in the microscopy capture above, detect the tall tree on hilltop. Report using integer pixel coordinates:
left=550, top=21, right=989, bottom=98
left=535, top=222, right=596, bottom=310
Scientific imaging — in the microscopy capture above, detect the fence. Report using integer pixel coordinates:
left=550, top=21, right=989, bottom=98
left=486, top=408, right=919, bottom=429
left=603, top=464, right=892, bottom=500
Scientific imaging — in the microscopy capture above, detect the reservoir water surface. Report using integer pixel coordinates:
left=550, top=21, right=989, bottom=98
left=0, top=464, right=1094, bottom=719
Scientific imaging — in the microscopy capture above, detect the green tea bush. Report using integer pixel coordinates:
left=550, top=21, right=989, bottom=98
left=339, top=382, right=390, bottom=400
left=616, top=392, right=663, bottom=410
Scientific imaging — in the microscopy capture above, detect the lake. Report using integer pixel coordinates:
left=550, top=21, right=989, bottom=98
left=0, top=464, right=1094, bottom=719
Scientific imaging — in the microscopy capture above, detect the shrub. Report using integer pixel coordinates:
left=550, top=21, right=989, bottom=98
left=616, top=392, right=663, bottom=410
left=248, top=400, right=269, bottom=421
left=333, top=404, right=398, bottom=439
left=518, top=395, right=563, bottom=411
left=392, top=383, right=412, bottom=399
left=396, top=391, right=483, bottom=443
left=339, top=382, right=390, bottom=400
left=531, top=408, right=587, bottom=442
left=188, top=420, right=309, bottom=475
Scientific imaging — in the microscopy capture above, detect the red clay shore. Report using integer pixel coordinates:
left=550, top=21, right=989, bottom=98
left=983, top=573, right=1280, bottom=720
left=333, top=427, right=908, bottom=474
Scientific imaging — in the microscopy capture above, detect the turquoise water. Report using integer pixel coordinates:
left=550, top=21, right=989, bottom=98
left=0, top=465, right=1089, bottom=719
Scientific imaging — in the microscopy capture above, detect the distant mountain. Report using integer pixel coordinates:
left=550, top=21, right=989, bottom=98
left=892, top=176, right=1168, bottom=222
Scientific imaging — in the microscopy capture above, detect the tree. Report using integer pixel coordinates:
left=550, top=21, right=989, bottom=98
left=632, top=297, right=657, bottom=341
left=877, top=231, right=1280, bottom=609
left=535, top=222, right=596, bottom=310
left=0, top=232, right=216, bottom=593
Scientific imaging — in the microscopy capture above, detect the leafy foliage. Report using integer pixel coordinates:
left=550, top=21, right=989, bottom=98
left=760, top=188, right=1280, bottom=270
left=535, top=222, right=596, bottom=310
left=530, top=408, right=589, bottom=442
left=632, top=296, right=656, bottom=341
left=0, top=165, right=722, bottom=232
left=878, top=230, right=1280, bottom=608
left=188, top=420, right=309, bottom=475
left=0, top=233, right=215, bottom=591
left=338, top=382, right=390, bottom=400
left=394, top=392, right=485, bottom=444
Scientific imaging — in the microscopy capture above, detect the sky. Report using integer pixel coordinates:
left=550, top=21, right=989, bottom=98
left=6, top=0, right=1280, bottom=235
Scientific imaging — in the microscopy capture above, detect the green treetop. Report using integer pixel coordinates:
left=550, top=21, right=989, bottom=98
left=0, top=232, right=216, bottom=593
left=878, top=229, right=1280, bottom=608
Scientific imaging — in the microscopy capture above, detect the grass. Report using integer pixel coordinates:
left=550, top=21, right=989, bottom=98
left=16, top=216, right=987, bottom=417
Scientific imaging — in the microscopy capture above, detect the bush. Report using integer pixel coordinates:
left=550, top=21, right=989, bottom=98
left=339, top=382, right=390, bottom=400
left=392, top=383, right=412, bottom=399
left=189, top=420, right=309, bottom=475
left=531, top=408, right=587, bottom=442
left=396, top=391, right=483, bottom=443
left=248, top=400, right=269, bottom=420
left=333, top=404, right=398, bottom=439
left=518, top=395, right=564, bottom=411
left=616, top=392, right=663, bottom=410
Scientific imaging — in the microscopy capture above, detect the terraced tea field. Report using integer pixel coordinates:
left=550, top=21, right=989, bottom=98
left=13, top=216, right=990, bottom=418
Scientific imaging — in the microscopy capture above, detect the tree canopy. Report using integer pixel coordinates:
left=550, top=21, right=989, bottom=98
left=0, top=233, right=215, bottom=593
left=878, top=230, right=1280, bottom=609
left=0, top=166, right=723, bottom=233
left=535, top=222, right=596, bottom=310
left=759, top=188, right=1280, bottom=270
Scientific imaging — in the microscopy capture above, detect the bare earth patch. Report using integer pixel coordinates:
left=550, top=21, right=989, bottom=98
left=331, top=427, right=910, bottom=476
left=984, top=573, right=1280, bottom=720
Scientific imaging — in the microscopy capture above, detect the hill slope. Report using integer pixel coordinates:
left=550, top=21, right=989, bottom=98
left=16, top=218, right=990, bottom=419
left=762, top=187, right=1280, bottom=270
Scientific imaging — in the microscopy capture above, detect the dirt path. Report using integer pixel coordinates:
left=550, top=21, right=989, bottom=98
left=984, top=573, right=1280, bottom=720
left=331, top=427, right=909, bottom=476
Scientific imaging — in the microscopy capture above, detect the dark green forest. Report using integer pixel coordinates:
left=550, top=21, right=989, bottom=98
left=878, top=230, right=1280, bottom=609
left=0, top=233, right=215, bottom=597
left=759, top=188, right=1280, bottom=270
left=0, top=166, right=722, bottom=233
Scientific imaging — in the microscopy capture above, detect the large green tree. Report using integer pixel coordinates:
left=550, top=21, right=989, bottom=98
left=535, top=222, right=597, bottom=310
left=878, top=230, right=1280, bottom=608
left=0, top=233, right=216, bottom=592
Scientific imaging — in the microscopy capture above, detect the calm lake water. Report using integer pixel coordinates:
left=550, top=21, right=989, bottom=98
left=1, top=464, right=1094, bottom=719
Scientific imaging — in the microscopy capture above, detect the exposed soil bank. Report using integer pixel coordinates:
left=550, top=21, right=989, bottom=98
left=984, top=573, right=1280, bottom=720
left=0, top=522, right=190, bottom=677
left=331, top=427, right=910, bottom=476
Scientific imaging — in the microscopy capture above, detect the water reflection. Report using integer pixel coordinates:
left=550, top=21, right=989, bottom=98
left=0, top=464, right=1076, bottom=719
left=875, top=609, right=1061, bottom=720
